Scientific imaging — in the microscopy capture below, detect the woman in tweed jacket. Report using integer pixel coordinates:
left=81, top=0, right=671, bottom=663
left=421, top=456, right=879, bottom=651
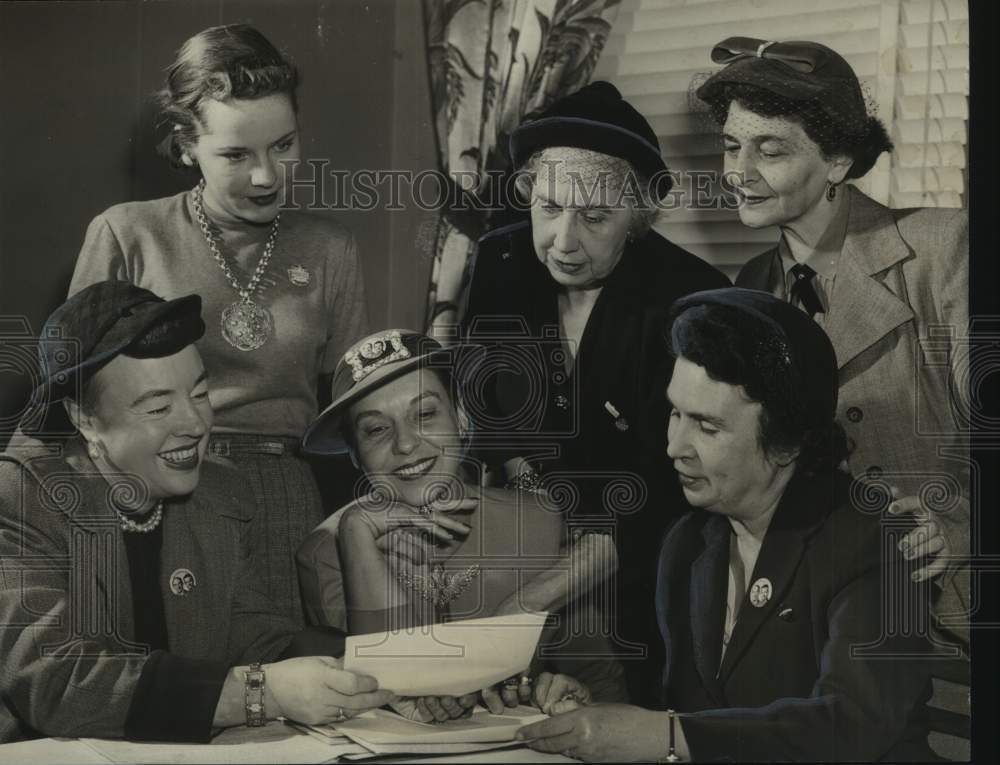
left=0, top=281, right=391, bottom=743
left=696, top=37, right=970, bottom=650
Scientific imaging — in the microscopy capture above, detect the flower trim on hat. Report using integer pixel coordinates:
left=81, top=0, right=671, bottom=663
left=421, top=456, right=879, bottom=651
left=345, top=330, right=411, bottom=383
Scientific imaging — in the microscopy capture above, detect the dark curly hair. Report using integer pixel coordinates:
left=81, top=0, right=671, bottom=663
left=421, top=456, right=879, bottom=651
left=702, top=82, right=892, bottom=180
left=155, top=24, right=299, bottom=168
left=670, top=303, right=849, bottom=478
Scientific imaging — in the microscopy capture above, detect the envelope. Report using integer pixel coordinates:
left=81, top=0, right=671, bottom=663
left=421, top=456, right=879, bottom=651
left=343, top=612, right=548, bottom=697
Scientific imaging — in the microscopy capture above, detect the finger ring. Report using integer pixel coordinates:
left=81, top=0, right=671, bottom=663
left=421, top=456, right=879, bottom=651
left=332, top=706, right=348, bottom=723
left=519, top=674, right=533, bottom=687
left=503, top=676, right=520, bottom=691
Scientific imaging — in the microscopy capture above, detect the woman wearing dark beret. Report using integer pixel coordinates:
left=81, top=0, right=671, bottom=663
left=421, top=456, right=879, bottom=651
left=461, top=81, right=729, bottom=705
left=516, top=288, right=934, bottom=762
left=68, top=24, right=370, bottom=625
left=0, top=282, right=391, bottom=743
left=696, top=37, right=969, bottom=650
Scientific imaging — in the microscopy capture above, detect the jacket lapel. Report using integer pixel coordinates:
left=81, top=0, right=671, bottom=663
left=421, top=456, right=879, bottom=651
left=717, top=476, right=827, bottom=682
left=688, top=514, right=731, bottom=704
left=823, top=187, right=915, bottom=369
left=575, top=245, right=644, bottom=390
left=31, top=441, right=137, bottom=646
left=160, top=489, right=244, bottom=659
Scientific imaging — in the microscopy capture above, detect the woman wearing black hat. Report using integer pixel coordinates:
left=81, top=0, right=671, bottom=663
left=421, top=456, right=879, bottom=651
left=68, top=24, right=369, bottom=626
left=461, top=81, right=729, bottom=706
left=515, top=288, right=935, bottom=762
left=696, top=38, right=969, bottom=649
left=0, top=282, right=392, bottom=743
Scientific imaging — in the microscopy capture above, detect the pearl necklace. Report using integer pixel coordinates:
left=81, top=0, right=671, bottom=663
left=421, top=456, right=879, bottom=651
left=116, top=500, right=164, bottom=533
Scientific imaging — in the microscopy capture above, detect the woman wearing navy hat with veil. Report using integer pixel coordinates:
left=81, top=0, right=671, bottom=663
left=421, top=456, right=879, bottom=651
left=695, top=37, right=969, bottom=651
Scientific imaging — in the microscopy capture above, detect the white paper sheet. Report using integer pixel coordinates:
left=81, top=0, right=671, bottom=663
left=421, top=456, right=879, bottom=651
left=344, top=612, right=548, bottom=697
left=339, top=741, right=522, bottom=760
left=332, top=706, right=547, bottom=751
left=80, top=720, right=356, bottom=764
left=351, top=748, right=577, bottom=763
left=0, top=738, right=113, bottom=765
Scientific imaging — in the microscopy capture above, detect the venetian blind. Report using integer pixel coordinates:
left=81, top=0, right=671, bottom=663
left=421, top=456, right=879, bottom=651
left=891, top=0, right=968, bottom=208
left=594, top=0, right=969, bottom=280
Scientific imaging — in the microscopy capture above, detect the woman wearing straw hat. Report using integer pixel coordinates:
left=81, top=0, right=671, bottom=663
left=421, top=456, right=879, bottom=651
left=298, top=329, right=627, bottom=722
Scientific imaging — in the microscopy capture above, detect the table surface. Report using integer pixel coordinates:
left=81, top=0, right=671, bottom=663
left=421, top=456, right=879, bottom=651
left=0, top=721, right=576, bottom=765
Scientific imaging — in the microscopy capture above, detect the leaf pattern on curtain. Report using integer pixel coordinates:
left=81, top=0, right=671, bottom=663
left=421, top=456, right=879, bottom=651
left=422, top=0, right=621, bottom=341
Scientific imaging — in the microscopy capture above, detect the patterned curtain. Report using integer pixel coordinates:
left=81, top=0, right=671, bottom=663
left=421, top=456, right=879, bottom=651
left=422, top=0, right=621, bottom=340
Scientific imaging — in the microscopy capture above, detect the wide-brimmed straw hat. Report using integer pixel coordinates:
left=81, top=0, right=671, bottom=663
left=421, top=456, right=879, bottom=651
left=302, top=329, right=461, bottom=455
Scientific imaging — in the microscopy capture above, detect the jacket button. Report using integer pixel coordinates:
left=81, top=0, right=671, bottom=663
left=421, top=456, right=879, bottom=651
left=866, top=465, right=884, bottom=480
left=846, top=406, right=863, bottom=423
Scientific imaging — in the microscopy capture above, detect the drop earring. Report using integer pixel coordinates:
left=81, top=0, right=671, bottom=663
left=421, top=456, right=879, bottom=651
left=826, top=182, right=837, bottom=201
left=87, top=441, right=101, bottom=460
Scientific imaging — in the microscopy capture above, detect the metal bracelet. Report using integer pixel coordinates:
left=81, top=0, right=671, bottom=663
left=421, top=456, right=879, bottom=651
left=244, top=662, right=266, bottom=727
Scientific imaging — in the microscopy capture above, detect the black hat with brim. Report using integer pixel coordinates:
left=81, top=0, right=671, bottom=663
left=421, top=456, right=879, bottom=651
left=509, top=81, right=673, bottom=199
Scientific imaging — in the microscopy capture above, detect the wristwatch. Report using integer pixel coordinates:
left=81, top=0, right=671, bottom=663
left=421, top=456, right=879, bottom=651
left=659, top=709, right=681, bottom=762
left=244, top=662, right=266, bottom=727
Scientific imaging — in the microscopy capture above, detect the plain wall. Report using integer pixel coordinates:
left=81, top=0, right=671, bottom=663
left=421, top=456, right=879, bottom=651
left=0, top=0, right=437, bottom=440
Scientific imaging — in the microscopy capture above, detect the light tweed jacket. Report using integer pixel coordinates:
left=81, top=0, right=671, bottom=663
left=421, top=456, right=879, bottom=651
left=0, top=438, right=297, bottom=742
left=737, top=185, right=970, bottom=648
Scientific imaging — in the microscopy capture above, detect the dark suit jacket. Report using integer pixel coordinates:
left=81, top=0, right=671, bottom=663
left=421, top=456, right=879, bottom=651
left=656, top=471, right=935, bottom=761
left=0, top=438, right=300, bottom=742
left=463, top=222, right=729, bottom=704
left=736, top=186, right=969, bottom=649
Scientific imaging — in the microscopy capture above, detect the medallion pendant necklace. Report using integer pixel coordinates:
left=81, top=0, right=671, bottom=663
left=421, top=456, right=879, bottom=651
left=192, top=179, right=280, bottom=351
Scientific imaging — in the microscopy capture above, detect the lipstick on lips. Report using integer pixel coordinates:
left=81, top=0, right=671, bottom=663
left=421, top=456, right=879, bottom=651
left=737, top=190, right=770, bottom=206
left=159, top=443, right=201, bottom=471
left=551, top=257, right=585, bottom=275
left=248, top=191, right=278, bottom=207
left=393, top=455, right=437, bottom=481
left=675, top=468, right=704, bottom=488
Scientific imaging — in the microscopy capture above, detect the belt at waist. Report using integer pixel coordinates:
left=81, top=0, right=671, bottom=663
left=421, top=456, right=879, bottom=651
left=208, top=434, right=302, bottom=457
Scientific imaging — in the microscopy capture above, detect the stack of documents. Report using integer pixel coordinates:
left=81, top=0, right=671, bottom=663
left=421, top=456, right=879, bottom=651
left=296, top=706, right=547, bottom=758
left=295, top=612, right=551, bottom=757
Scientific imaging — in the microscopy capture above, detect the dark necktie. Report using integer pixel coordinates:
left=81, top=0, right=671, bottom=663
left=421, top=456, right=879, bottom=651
left=788, top=263, right=824, bottom=317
